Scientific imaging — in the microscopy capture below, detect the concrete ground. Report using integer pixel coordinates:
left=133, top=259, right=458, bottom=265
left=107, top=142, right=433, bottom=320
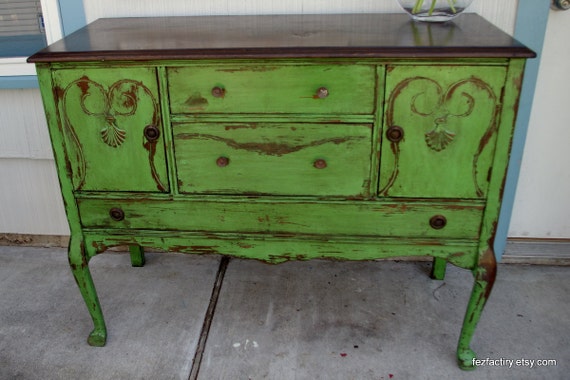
left=0, top=246, right=568, bottom=380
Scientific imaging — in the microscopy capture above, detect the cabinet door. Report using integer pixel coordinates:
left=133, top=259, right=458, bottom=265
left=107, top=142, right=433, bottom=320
left=52, top=68, right=169, bottom=192
left=379, top=65, right=507, bottom=199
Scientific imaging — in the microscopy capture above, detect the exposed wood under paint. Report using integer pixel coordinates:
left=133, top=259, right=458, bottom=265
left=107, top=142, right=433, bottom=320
left=3, top=234, right=568, bottom=266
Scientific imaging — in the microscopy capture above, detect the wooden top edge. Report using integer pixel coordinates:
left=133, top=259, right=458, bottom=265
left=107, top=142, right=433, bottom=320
left=28, top=13, right=536, bottom=63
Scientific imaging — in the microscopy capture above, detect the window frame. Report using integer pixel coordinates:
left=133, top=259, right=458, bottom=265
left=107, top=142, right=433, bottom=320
left=0, top=0, right=86, bottom=88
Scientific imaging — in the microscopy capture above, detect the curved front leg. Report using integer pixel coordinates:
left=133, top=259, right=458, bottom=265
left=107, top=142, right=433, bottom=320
left=68, top=236, right=107, bottom=346
left=457, top=248, right=497, bottom=370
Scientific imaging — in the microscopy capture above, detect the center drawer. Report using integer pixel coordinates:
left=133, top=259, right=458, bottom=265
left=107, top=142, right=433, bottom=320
left=167, top=64, right=376, bottom=114
left=173, top=122, right=373, bottom=197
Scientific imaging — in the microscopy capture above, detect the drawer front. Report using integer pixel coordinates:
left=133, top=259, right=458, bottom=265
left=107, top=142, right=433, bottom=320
left=173, top=122, right=372, bottom=197
left=167, top=64, right=375, bottom=114
left=78, top=199, right=484, bottom=239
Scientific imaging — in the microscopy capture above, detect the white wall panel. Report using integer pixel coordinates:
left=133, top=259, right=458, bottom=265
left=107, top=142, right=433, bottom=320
left=0, top=159, right=69, bottom=235
left=0, top=89, right=53, bottom=159
left=509, top=10, right=570, bottom=238
left=83, top=0, right=517, bottom=33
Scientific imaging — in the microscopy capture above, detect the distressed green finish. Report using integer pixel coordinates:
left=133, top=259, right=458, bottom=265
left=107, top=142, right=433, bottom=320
left=29, top=14, right=532, bottom=371
left=173, top=122, right=373, bottom=196
left=167, top=64, right=376, bottom=115
left=455, top=58, right=528, bottom=370
left=431, top=257, right=447, bottom=280
left=83, top=232, right=478, bottom=268
left=379, top=65, right=507, bottom=199
left=129, top=245, right=145, bottom=267
left=52, top=68, right=169, bottom=192
left=78, top=198, right=484, bottom=239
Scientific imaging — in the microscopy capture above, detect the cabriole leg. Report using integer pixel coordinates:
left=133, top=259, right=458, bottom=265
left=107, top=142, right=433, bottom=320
left=457, top=248, right=497, bottom=370
left=129, top=245, right=145, bottom=267
left=68, top=236, right=107, bottom=346
left=430, top=257, right=447, bottom=280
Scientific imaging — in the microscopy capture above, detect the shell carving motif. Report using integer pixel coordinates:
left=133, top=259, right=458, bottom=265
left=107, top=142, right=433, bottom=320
left=424, top=116, right=456, bottom=152
left=425, top=127, right=455, bottom=152
left=64, top=77, right=151, bottom=148
left=101, top=117, right=127, bottom=147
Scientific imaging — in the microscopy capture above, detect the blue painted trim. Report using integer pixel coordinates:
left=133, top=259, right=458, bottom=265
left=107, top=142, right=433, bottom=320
left=0, top=76, right=39, bottom=89
left=58, top=0, right=87, bottom=36
left=494, top=0, right=550, bottom=261
left=0, top=0, right=86, bottom=89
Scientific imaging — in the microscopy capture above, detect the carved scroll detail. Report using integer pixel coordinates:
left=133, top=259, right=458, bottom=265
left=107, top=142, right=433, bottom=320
left=61, top=76, right=166, bottom=191
left=381, top=75, right=499, bottom=197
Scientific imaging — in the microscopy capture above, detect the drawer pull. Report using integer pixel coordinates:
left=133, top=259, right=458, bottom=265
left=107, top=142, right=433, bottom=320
left=216, top=156, right=230, bottom=167
left=430, top=215, right=447, bottom=229
left=313, top=159, right=327, bottom=169
left=316, top=87, right=329, bottom=99
left=211, top=86, right=226, bottom=98
left=109, top=207, right=125, bottom=221
left=386, top=125, right=404, bottom=143
left=143, top=125, right=160, bottom=142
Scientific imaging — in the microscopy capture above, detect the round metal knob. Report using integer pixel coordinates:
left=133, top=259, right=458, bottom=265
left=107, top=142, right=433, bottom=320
left=109, top=207, right=125, bottom=222
left=216, top=156, right=230, bottom=167
left=429, top=215, right=447, bottom=230
left=143, top=125, right=160, bottom=142
left=313, top=159, right=327, bottom=169
left=552, top=0, right=570, bottom=10
left=316, top=87, right=329, bottom=99
left=386, top=126, right=404, bottom=143
left=211, top=86, right=225, bottom=98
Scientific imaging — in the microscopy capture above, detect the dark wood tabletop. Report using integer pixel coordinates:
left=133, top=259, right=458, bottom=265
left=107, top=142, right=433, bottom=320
left=28, top=13, right=535, bottom=62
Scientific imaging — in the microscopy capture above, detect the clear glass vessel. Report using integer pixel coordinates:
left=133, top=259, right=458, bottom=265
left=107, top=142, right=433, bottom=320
left=397, top=0, right=474, bottom=22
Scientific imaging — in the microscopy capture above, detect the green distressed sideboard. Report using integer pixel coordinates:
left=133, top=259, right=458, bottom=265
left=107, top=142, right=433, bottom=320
left=28, top=14, right=534, bottom=370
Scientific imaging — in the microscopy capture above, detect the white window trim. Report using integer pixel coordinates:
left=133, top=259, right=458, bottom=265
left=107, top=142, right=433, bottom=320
left=0, top=0, right=63, bottom=76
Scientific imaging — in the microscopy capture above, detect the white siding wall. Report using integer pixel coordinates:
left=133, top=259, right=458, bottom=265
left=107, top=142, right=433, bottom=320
left=1, top=0, right=568, bottom=239
left=509, top=10, right=570, bottom=238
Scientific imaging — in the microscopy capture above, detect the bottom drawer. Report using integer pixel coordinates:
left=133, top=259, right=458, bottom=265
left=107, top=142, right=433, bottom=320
left=78, top=198, right=484, bottom=239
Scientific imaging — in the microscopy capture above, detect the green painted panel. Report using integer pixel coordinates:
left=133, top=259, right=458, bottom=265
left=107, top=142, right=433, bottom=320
left=379, top=65, right=507, bottom=199
left=78, top=198, right=484, bottom=239
left=173, top=122, right=373, bottom=197
left=84, top=232, right=478, bottom=269
left=52, top=68, right=169, bottom=192
left=167, top=64, right=376, bottom=114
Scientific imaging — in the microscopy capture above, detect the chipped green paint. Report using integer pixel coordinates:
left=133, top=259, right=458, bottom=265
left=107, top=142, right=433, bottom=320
left=35, top=54, right=527, bottom=371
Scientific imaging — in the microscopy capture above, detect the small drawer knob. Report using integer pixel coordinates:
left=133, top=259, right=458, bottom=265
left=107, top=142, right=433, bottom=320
left=109, top=207, right=125, bottom=221
left=429, top=215, right=447, bottom=230
left=386, top=126, right=404, bottom=143
left=216, top=156, right=230, bottom=167
left=143, top=125, right=160, bottom=142
left=313, top=159, right=327, bottom=169
left=316, top=87, right=329, bottom=99
left=211, top=86, right=225, bottom=98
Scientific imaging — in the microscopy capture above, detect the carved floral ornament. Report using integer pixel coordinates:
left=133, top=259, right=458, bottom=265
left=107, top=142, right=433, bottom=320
left=62, top=77, right=155, bottom=148
left=381, top=75, right=499, bottom=197
left=389, top=76, right=496, bottom=152
left=60, top=76, right=166, bottom=191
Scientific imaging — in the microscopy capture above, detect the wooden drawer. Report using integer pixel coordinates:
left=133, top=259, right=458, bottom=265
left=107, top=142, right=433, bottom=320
left=78, top=198, right=484, bottom=240
left=167, top=64, right=375, bottom=114
left=173, top=122, right=373, bottom=197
